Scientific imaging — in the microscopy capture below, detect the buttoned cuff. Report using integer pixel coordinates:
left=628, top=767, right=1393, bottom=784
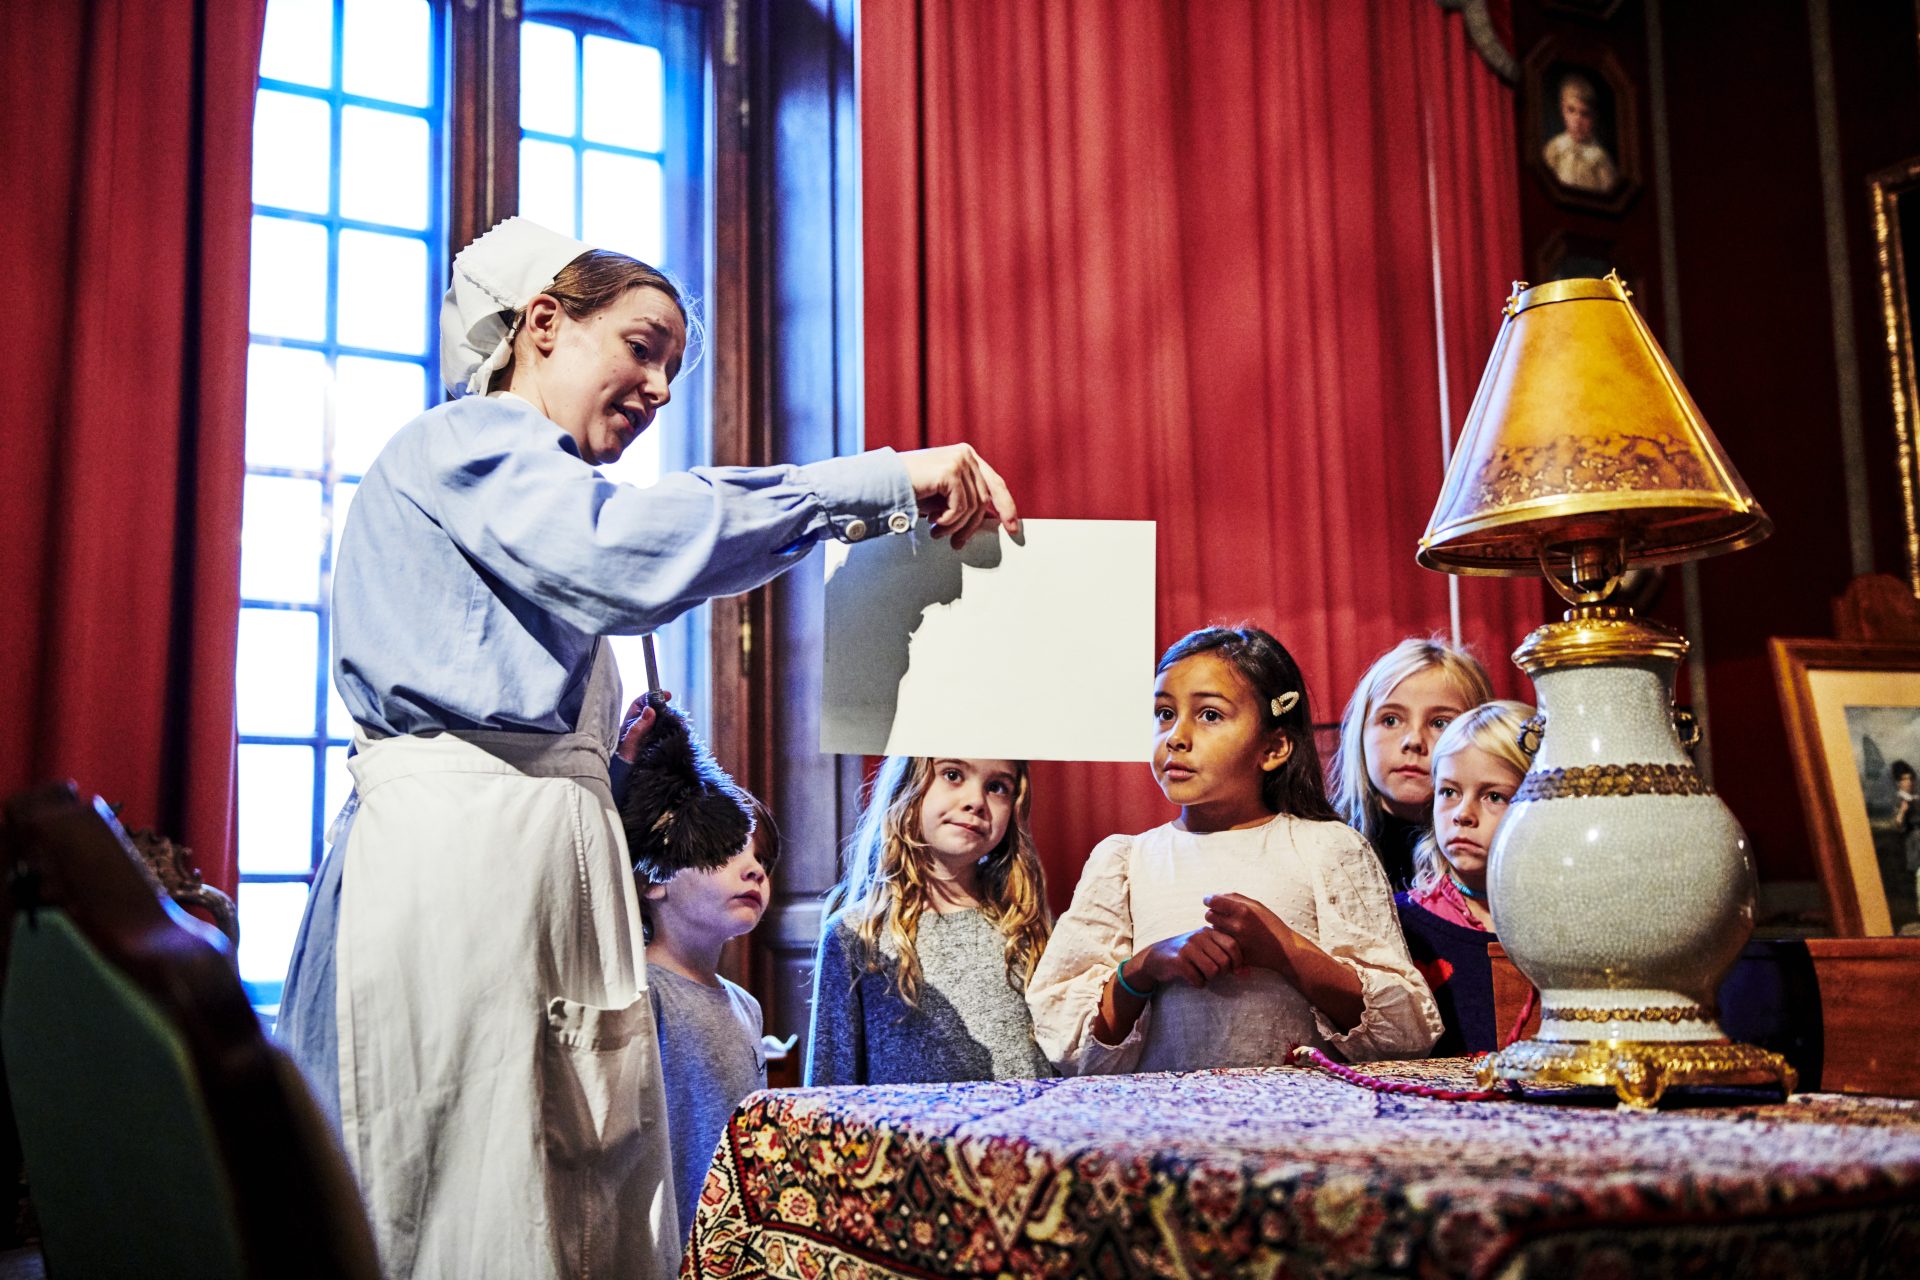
left=797, top=448, right=917, bottom=544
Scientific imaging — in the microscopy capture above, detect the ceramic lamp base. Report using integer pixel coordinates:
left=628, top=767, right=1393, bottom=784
left=1478, top=1037, right=1797, bottom=1108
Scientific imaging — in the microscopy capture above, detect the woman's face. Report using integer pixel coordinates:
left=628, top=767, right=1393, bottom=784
left=1363, top=666, right=1470, bottom=821
left=520, top=286, right=687, bottom=465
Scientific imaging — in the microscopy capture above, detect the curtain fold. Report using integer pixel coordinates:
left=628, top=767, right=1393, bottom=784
left=2, top=0, right=263, bottom=895
left=862, top=0, right=1536, bottom=910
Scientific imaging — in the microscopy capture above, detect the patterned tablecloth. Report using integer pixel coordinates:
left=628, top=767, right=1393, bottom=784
left=680, top=1058, right=1920, bottom=1279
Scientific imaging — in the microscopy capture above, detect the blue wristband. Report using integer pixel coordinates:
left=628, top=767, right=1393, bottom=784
left=1115, top=955, right=1154, bottom=1000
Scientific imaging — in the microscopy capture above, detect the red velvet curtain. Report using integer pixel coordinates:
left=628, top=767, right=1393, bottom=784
left=862, top=0, right=1537, bottom=911
left=1, top=0, right=262, bottom=895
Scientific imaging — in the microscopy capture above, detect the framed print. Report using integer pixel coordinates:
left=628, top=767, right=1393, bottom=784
left=1771, top=638, right=1920, bottom=935
left=1523, top=39, right=1640, bottom=215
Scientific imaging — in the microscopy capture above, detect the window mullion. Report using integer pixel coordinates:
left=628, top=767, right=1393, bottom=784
left=237, top=0, right=449, bottom=1008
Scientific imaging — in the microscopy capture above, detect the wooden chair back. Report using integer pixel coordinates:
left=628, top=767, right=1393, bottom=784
left=0, top=785, right=377, bottom=1279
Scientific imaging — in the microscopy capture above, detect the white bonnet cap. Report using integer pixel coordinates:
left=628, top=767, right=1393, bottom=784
left=439, top=217, right=595, bottom=397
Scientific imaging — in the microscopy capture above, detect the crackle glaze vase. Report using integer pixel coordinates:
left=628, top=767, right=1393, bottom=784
left=1478, top=608, right=1795, bottom=1106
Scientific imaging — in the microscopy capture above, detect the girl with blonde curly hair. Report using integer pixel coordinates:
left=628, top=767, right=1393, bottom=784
left=805, top=756, right=1054, bottom=1083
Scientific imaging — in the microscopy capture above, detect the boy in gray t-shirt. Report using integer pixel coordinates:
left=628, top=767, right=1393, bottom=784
left=615, top=697, right=779, bottom=1260
left=639, top=806, right=780, bottom=1255
left=647, top=964, right=766, bottom=1242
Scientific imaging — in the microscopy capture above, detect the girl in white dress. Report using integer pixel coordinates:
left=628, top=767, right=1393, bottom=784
left=1027, top=625, right=1441, bottom=1074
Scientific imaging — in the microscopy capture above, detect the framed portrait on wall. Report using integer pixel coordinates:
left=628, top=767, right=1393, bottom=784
left=1772, top=638, right=1920, bottom=936
left=1523, top=40, right=1640, bottom=215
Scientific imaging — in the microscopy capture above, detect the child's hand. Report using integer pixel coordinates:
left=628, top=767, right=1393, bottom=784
left=1203, top=892, right=1296, bottom=974
left=1134, top=927, right=1243, bottom=990
left=616, top=691, right=671, bottom=763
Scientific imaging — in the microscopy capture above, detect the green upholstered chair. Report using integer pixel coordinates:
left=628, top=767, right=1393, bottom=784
left=0, top=785, right=378, bottom=1279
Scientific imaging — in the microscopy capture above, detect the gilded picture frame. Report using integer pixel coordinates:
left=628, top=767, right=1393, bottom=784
left=1869, top=157, right=1920, bottom=597
left=1771, top=638, right=1920, bottom=936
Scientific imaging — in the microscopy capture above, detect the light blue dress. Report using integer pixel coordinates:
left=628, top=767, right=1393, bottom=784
left=278, top=392, right=915, bottom=1126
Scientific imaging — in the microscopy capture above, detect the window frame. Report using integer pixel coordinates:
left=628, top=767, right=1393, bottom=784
left=235, top=0, right=740, bottom=1007
left=509, top=2, right=717, bottom=717
left=453, top=0, right=755, bottom=749
left=239, top=0, right=450, bottom=1007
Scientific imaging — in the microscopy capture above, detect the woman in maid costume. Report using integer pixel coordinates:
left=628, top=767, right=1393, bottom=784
left=275, top=217, right=1019, bottom=1278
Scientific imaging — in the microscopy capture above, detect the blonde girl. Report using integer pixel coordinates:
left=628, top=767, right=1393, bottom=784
left=805, top=757, right=1054, bottom=1083
left=1027, top=625, right=1441, bottom=1074
left=1329, top=638, right=1494, bottom=891
left=1394, top=700, right=1535, bottom=1054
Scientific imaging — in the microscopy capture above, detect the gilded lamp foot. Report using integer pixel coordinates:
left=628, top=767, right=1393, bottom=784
left=1477, top=1039, right=1797, bottom=1109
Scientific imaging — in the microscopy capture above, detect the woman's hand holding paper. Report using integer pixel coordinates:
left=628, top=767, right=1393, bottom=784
left=901, top=444, right=1021, bottom=549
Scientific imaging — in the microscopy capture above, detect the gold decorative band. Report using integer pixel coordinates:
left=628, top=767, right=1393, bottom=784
left=1514, top=762, right=1711, bottom=803
left=1478, top=1038, right=1797, bottom=1108
left=1544, top=1004, right=1707, bottom=1024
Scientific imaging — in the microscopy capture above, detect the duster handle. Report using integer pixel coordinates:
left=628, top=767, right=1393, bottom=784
left=641, top=633, right=662, bottom=695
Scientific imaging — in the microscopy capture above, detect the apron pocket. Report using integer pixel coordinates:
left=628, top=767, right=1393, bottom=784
left=540, top=992, right=656, bottom=1275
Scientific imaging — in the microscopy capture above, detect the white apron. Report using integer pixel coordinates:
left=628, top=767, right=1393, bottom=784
left=334, top=644, right=676, bottom=1278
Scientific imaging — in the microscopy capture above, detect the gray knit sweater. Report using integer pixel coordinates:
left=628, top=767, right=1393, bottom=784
left=804, top=907, right=1055, bottom=1085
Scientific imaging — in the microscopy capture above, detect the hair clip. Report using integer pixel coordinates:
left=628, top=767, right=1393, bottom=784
left=1271, top=691, right=1300, bottom=717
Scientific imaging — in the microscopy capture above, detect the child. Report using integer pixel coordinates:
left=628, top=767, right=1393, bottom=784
left=642, top=810, right=777, bottom=1255
left=1542, top=72, right=1619, bottom=193
left=1328, top=638, right=1493, bottom=892
left=1393, top=700, right=1534, bottom=1055
left=805, top=757, right=1054, bottom=1084
left=616, top=696, right=774, bottom=1262
left=1890, top=762, right=1920, bottom=929
left=1027, top=626, right=1441, bottom=1074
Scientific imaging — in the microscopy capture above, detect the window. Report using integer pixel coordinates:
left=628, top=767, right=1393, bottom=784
left=516, top=1, right=712, bottom=738
left=235, top=0, right=712, bottom=1010
left=238, top=0, right=445, bottom=1007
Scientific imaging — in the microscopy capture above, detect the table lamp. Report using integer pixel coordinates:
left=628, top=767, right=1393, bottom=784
left=1419, top=272, right=1796, bottom=1107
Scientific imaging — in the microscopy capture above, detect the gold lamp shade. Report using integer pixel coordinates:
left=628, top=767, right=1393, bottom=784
left=1418, top=272, right=1770, bottom=577
left=1425, top=274, right=1794, bottom=1107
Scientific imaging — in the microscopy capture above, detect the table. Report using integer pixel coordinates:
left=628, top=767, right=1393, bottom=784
left=681, top=1059, right=1920, bottom=1279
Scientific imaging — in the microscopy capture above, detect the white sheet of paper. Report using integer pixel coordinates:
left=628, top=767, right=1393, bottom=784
left=820, top=519, right=1155, bottom=761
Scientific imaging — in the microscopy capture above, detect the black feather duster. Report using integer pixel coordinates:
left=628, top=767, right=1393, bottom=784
left=616, top=692, right=754, bottom=882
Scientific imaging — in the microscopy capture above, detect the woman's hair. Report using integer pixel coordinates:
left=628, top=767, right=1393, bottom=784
left=824, top=757, right=1051, bottom=1007
left=1410, top=700, right=1536, bottom=895
left=1156, top=625, right=1339, bottom=823
left=1328, top=637, right=1495, bottom=844
left=490, top=248, right=707, bottom=391
left=1895, top=760, right=1915, bottom=783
